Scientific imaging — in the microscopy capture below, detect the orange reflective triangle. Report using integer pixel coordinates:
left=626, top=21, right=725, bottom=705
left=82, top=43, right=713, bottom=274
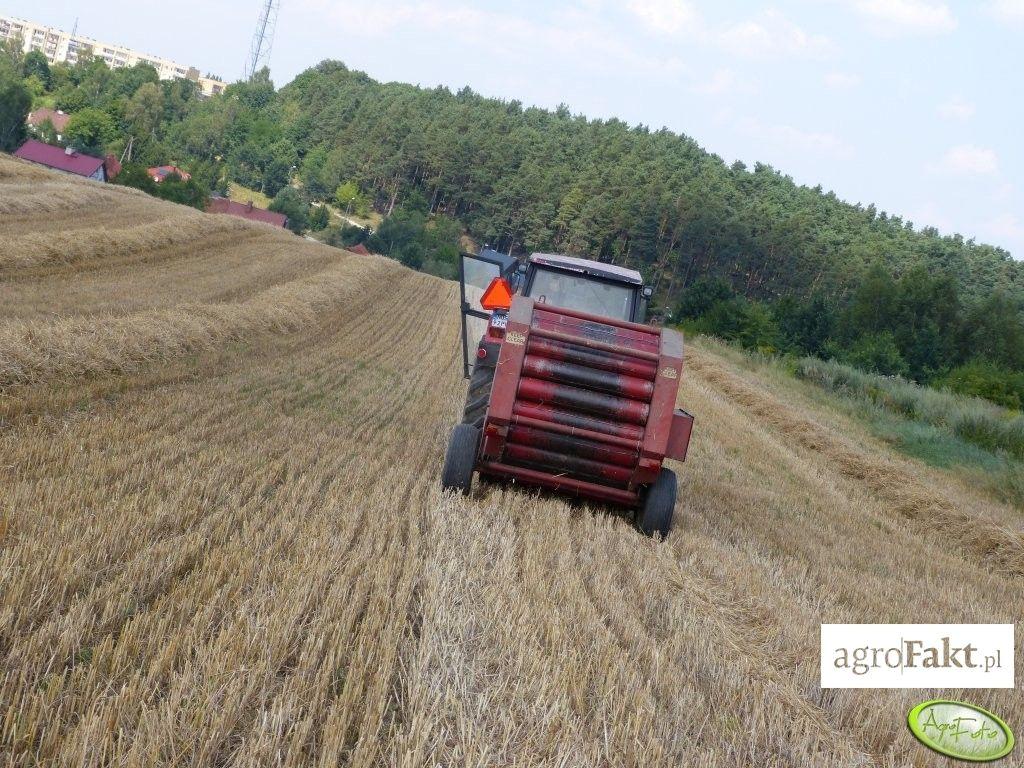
left=480, top=277, right=514, bottom=310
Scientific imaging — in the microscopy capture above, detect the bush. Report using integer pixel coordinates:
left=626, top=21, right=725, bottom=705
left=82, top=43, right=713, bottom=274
left=114, top=163, right=209, bottom=210
left=794, top=356, right=1024, bottom=459
left=677, top=277, right=733, bottom=320
left=935, top=360, right=1024, bottom=411
left=364, top=207, right=461, bottom=274
left=693, top=297, right=780, bottom=354
left=839, top=332, right=908, bottom=378
left=308, top=204, right=330, bottom=231
left=269, top=187, right=309, bottom=234
left=324, top=224, right=370, bottom=248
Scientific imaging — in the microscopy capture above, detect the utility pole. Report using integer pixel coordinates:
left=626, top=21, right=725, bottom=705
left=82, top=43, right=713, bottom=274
left=244, top=0, right=280, bottom=81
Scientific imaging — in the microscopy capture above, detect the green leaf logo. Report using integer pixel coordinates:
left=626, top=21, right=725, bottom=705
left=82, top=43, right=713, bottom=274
left=908, top=700, right=1014, bottom=762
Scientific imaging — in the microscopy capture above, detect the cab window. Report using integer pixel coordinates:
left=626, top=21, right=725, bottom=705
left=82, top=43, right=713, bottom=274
left=528, top=267, right=635, bottom=321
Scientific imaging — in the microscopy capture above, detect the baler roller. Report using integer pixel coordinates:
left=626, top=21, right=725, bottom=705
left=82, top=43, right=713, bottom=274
left=507, top=425, right=639, bottom=468
left=517, top=377, right=650, bottom=425
left=511, top=402, right=645, bottom=442
left=502, top=443, right=634, bottom=486
left=522, top=355, right=654, bottom=401
left=526, top=336, right=658, bottom=379
left=529, top=326, right=660, bottom=362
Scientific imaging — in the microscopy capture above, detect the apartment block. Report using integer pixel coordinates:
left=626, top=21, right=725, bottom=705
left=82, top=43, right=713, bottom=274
left=0, top=14, right=227, bottom=97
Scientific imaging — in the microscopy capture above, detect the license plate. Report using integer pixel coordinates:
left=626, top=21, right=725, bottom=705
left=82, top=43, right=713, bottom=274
left=490, top=314, right=508, bottom=329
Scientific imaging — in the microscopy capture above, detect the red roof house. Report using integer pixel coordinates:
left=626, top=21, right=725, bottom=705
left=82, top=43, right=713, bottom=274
left=348, top=243, right=371, bottom=256
left=27, top=108, right=71, bottom=135
left=148, top=165, right=191, bottom=183
left=13, top=140, right=108, bottom=181
left=206, top=198, right=289, bottom=229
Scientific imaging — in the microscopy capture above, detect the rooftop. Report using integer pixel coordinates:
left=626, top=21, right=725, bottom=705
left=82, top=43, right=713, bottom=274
left=27, top=108, right=71, bottom=132
left=529, top=253, right=644, bottom=286
left=148, top=165, right=191, bottom=182
left=13, top=140, right=105, bottom=178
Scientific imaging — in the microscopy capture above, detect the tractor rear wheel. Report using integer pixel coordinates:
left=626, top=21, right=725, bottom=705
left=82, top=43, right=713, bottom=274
left=638, top=468, right=677, bottom=538
left=462, top=362, right=495, bottom=429
left=441, top=423, right=479, bottom=495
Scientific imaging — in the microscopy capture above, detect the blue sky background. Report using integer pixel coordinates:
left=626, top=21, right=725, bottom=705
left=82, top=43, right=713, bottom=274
left=9, top=1, right=1022, bottom=257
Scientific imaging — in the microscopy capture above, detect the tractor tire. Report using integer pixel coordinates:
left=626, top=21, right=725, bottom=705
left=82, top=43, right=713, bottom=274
left=441, top=423, right=479, bottom=495
left=462, top=362, right=495, bottom=429
left=638, top=468, right=677, bottom=538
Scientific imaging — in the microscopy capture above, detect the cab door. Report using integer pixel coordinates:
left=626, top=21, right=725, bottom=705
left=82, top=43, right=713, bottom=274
left=459, top=250, right=515, bottom=378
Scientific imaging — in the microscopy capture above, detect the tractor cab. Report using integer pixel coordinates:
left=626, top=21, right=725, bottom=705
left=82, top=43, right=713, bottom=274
left=458, top=249, right=654, bottom=379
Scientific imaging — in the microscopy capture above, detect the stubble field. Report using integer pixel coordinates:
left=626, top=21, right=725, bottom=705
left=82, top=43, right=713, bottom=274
left=0, top=154, right=1021, bottom=767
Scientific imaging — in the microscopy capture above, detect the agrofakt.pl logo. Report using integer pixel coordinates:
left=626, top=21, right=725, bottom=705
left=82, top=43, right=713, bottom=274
left=820, top=624, right=1014, bottom=688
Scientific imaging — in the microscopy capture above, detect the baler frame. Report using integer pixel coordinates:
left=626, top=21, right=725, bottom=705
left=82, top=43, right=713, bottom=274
left=476, top=296, right=693, bottom=507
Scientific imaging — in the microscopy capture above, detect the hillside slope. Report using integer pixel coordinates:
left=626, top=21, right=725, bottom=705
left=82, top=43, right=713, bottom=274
left=1, top=156, right=1021, bottom=767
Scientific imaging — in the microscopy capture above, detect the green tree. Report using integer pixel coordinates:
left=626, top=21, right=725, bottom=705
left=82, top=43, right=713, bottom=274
left=0, top=61, right=31, bottom=151
left=774, top=295, right=835, bottom=356
left=0, top=36, right=23, bottom=68
left=848, top=263, right=899, bottom=338
left=22, top=50, right=51, bottom=88
left=229, top=66, right=276, bottom=110
left=269, top=187, right=309, bottom=234
left=677, top=277, right=734, bottom=319
left=335, top=181, right=365, bottom=214
left=840, top=332, right=909, bottom=377
left=299, top=146, right=333, bottom=200
left=962, top=292, right=1024, bottom=370
left=65, top=107, right=116, bottom=155
left=125, top=82, right=164, bottom=143
left=263, top=139, right=297, bottom=197
left=23, top=74, right=46, bottom=100
left=53, top=85, right=89, bottom=113
left=308, top=203, right=330, bottom=231
left=35, top=118, right=61, bottom=145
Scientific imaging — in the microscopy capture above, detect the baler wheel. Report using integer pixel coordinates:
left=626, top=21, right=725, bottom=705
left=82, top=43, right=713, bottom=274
left=638, top=469, right=677, bottom=538
left=441, top=423, right=480, bottom=495
left=462, top=362, right=495, bottom=429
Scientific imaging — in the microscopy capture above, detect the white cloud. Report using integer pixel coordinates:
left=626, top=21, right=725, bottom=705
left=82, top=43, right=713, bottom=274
left=905, top=203, right=954, bottom=233
left=989, top=0, right=1024, bottom=20
left=693, top=68, right=745, bottom=95
left=626, top=0, right=700, bottom=35
left=987, top=213, right=1024, bottom=256
left=298, top=1, right=686, bottom=77
left=939, top=145, right=998, bottom=174
left=989, top=213, right=1024, bottom=240
left=849, top=0, right=957, bottom=35
left=719, top=9, right=835, bottom=58
left=740, top=118, right=851, bottom=156
left=823, top=71, right=862, bottom=89
left=937, top=96, right=975, bottom=121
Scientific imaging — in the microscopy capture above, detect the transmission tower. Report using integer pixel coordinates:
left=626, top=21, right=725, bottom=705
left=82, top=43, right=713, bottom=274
left=245, top=0, right=280, bottom=81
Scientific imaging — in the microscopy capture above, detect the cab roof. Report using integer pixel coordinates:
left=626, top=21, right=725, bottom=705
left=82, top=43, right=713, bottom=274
left=529, top=253, right=644, bottom=286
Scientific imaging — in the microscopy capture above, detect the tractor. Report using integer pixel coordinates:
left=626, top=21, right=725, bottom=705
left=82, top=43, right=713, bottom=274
left=442, top=249, right=694, bottom=537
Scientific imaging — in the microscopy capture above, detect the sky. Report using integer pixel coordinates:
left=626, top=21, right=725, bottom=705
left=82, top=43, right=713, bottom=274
left=8, top=1, right=1023, bottom=257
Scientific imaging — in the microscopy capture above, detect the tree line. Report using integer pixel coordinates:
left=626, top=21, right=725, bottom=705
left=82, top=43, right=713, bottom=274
left=2, top=48, right=1022, bottom=406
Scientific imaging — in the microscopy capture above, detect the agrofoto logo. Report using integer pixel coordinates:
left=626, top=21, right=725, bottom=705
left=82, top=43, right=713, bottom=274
left=908, top=700, right=1014, bottom=762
